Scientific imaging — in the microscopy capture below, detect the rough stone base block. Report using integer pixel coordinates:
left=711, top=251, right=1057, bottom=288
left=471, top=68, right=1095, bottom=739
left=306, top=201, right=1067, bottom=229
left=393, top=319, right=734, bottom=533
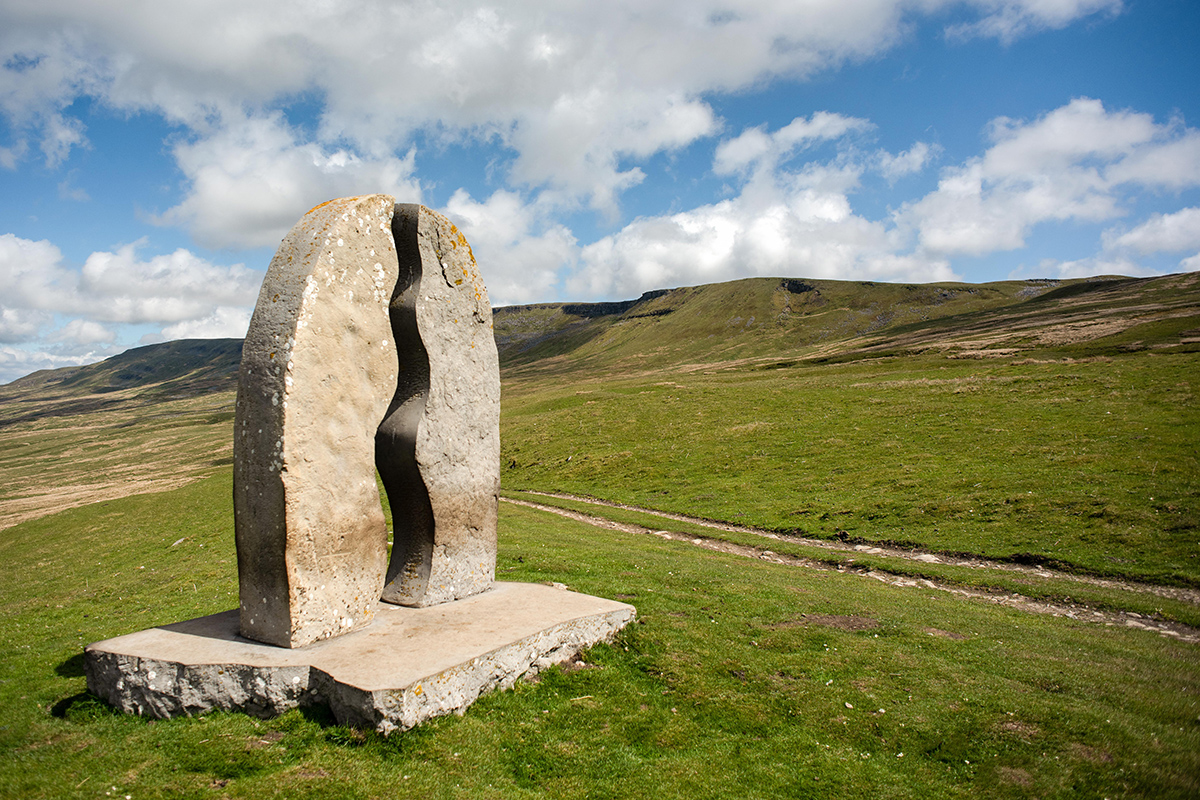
left=84, top=582, right=635, bottom=734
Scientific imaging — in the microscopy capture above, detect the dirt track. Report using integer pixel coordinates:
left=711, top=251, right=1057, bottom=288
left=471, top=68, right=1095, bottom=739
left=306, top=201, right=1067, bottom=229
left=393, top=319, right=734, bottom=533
left=504, top=493, right=1200, bottom=644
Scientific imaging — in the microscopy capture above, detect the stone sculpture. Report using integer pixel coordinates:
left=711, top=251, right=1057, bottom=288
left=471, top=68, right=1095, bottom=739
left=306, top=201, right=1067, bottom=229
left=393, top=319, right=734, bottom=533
left=85, top=194, right=633, bottom=732
left=233, top=196, right=500, bottom=648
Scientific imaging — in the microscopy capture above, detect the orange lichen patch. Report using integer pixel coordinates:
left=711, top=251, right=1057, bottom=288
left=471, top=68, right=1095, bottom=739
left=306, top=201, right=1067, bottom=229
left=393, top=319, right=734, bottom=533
left=304, top=198, right=338, bottom=216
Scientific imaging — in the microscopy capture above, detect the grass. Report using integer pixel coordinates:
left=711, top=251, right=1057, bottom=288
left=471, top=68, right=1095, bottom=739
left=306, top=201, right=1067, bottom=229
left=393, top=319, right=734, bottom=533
left=500, top=351, right=1199, bottom=588
left=0, top=387, right=235, bottom=529
left=1, top=272, right=1198, bottom=796
left=2, top=473, right=1198, bottom=798
left=503, top=490, right=1200, bottom=630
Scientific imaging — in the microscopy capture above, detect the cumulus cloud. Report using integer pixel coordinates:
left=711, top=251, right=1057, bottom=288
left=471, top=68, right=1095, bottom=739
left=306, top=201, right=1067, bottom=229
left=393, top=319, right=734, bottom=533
left=158, top=306, right=253, bottom=341
left=946, top=0, right=1123, bottom=43
left=442, top=189, right=577, bottom=306
left=154, top=112, right=422, bottom=249
left=0, top=232, right=260, bottom=347
left=77, top=240, right=261, bottom=323
left=567, top=119, right=954, bottom=300
left=568, top=97, right=1200, bottom=301
left=49, top=318, right=115, bottom=345
left=901, top=98, right=1200, bottom=257
left=1, top=0, right=1127, bottom=222
left=1103, top=207, right=1200, bottom=255
left=714, top=112, right=872, bottom=176
left=0, top=307, right=51, bottom=344
left=1035, top=255, right=1161, bottom=280
left=876, top=141, right=938, bottom=181
left=0, top=344, right=112, bottom=385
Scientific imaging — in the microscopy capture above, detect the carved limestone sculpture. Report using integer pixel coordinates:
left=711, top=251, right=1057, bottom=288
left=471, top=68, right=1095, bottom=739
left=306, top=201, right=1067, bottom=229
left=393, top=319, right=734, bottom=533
left=233, top=196, right=499, bottom=648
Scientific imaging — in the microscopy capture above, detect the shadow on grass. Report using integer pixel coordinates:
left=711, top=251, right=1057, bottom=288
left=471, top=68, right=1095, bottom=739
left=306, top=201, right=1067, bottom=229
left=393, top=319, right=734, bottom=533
left=51, top=692, right=120, bottom=722
left=55, top=652, right=86, bottom=678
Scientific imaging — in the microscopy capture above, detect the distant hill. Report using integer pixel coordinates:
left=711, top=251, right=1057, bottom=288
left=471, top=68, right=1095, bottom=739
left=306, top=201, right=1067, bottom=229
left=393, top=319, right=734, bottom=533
left=0, top=339, right=242, bottom=427
left=494, top=272, right=1200, bottom=376
left=3, top=272, right=1197, bottom=426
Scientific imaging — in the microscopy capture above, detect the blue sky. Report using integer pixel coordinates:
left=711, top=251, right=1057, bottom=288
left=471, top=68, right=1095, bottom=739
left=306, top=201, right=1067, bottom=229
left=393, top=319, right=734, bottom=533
left=1, top=0, right=1198, bottom=383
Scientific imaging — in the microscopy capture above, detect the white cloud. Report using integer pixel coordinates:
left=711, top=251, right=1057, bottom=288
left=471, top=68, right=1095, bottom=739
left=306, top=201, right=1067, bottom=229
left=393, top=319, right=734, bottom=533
left=78, top=241, right=261, bottom=324
left=0, top=308, right=51, bottom=344
left=0, top=345, right=111, bottom=385
left=1103, top=207, right=1200, bottom=255
left=901, top=98, right=1200, bottom=257
left=569, top=119, right=954, bottom=300
left=0, top=233, right=74, bottom=313
left=876, top=142, right=938, bottom=181
left=159, top=306, right=252, bottom=341
left=154, top=112, right=423, bottom=249
left=714, top=112, right=872, bottom=176
left=0, top=140, right=26, bottom=169
left=49, top=318, right=115, bottom=345
left=442, top=189, right=578, bottom=306
left=39, top=111, right=86, bottom=167
left=1, top=0, right=1126, bottom=217
left=1038, top=255, right=1161, bottom=280
left=1106, top=129, right=1200, bottom=190
left=947, top=0, right=1123, bottom=43
left=0, top=232, right=260, bottom=343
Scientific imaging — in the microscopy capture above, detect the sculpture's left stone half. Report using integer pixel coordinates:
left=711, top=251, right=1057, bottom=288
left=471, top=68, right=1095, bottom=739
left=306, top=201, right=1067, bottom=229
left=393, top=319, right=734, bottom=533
left=234, top=195, right=399, bottom=648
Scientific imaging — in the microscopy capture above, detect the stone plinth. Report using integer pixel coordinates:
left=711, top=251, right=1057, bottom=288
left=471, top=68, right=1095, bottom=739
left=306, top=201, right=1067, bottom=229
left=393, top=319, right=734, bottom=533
left=85, top=583, right=635, bottom=734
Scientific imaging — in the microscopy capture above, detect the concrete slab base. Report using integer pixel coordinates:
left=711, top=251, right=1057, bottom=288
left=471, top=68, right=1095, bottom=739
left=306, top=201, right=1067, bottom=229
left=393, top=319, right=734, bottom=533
left=84, top=582, right=635, bottom=733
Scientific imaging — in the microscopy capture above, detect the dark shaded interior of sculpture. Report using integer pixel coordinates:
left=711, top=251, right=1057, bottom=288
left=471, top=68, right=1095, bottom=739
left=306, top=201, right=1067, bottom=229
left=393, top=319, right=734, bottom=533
left=375, top=204, right=435, bottom=606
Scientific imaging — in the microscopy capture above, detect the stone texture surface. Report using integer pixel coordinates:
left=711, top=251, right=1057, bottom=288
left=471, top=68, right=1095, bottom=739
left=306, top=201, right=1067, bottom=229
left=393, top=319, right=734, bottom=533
left=378, top=204, right=500, bottom=607
left=84, top=583, right=635, bottom=734
left=234, top=195, right=398, bottom=648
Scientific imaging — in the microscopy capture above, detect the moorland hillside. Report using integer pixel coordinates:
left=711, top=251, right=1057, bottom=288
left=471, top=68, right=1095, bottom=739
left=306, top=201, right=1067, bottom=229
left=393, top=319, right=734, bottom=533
left=1, top=272, right=1198, bottom=796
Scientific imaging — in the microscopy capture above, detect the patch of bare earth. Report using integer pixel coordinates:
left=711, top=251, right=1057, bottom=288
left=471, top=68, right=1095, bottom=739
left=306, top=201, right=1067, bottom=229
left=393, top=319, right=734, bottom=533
left=774, top=614, right=879, bottom=631
left=923, top=627, right=968, bottom=640
left=0, top=478, right=199, bottom=530
left=997, top=766, right=1033, bottom=787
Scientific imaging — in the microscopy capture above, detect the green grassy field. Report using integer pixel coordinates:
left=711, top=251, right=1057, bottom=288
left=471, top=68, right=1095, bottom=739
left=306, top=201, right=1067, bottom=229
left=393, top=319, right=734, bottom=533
left=2, top=472, right=1198, bottom=798
left=1, top=273, right=1198, bottom=797
left=502, top=350, right=1198, bottom=587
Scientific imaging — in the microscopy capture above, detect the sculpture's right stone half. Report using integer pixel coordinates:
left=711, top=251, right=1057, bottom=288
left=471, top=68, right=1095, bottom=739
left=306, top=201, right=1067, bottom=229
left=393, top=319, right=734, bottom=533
left=377, top=203, right=500, bottom=607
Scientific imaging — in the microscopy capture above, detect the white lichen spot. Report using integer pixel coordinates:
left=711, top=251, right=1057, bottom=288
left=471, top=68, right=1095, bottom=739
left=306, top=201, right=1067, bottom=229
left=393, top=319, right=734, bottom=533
left=337, top=238, right=344, bottom=247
